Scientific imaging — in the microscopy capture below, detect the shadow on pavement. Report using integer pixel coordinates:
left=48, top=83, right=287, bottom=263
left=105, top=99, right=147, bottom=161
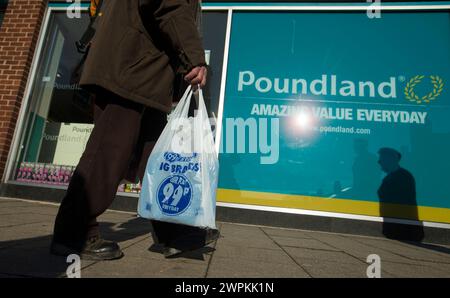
left=400, top=241, right=450, bottom=255
left=0, top=217, right=214, bottom=277
left=0, top=234, right=66, bottom=278
left=148, top=243, right=215, bottom=261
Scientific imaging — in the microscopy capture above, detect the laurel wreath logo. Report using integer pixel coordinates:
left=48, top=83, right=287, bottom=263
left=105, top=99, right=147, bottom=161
left=404, top=75, right=444, bottom=104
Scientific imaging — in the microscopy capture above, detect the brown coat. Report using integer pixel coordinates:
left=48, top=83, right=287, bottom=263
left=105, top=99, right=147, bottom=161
left=79, top=0, right=206, bottom=113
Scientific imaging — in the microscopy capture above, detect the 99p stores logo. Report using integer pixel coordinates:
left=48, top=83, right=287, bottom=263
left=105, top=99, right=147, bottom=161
left=157, top=174, right=192, bottom=216
left=160, top=152, right=200, bottom=174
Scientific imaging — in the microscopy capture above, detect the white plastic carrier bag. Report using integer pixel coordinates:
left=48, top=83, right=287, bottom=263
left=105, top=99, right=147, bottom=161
left=138, top=85, right=219, bottom=229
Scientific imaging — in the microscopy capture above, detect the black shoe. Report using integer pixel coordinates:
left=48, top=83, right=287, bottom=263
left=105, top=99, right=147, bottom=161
left=50, top=236, right=124, bottom=261
left=205, top=228, right=220, bottom=245
left=163, top=228, right=220, bottom=259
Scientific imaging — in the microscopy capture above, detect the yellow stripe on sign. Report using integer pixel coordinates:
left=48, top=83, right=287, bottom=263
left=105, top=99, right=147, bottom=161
left=216, top=188, right=450, bottom=224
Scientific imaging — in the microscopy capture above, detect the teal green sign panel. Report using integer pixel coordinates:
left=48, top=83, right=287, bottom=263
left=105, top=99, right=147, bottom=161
left=219, top=11, right=450, bottom=209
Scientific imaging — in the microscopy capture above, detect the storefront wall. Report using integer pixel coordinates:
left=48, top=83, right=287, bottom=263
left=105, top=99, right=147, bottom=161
left=2, top=1, right=450, bottom=230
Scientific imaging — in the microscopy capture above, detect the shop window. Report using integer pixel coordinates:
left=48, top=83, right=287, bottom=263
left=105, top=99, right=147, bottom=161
left=218, top=10, right=450, bottom=220
left=12, top=11, right=92, bottom=188
left=202, top=11, right=228, bottom=120
left=11, top=8, right=228, bottom=195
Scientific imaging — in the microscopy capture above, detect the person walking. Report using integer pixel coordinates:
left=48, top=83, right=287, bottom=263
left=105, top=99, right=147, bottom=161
left=51, top=0, right=215, bottom=260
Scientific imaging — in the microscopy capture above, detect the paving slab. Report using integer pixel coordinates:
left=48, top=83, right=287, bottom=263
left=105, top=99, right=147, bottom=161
left=348, top=237, right=450, bottom=264
left=380, top=261, right=450, bottom=278
left=213, top=242, right=294, bottom=265
left=81, top=255, right=208, bottom=278
left=206, top=256, right=310, bottom=278
left=426, top=262, right=450, bottom=275
left=0, top=221, right=54, bottom=245
left=309, top=233, right=428, bottom=265
left=262, top=227, right=317, bottom=239
left=298, top=259, right=369, bottom=278
left=270, top=236, right=341, bottom=251
left=0, top=201, right=39, bottom=207
left=0, top=241, right=95, bottom=278
left=220, top=223, right=266, bottom=235
left=0, top=213, right=53, bottom=227
left=0, top=206, right=58, bottom=216
left=218, top=224, right=279, bottom=249
left=217, top=235, right=279, bottom=249
left=284, top=246, right=366, bottom=265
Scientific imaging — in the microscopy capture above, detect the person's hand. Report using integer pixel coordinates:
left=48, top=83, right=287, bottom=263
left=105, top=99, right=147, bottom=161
left=184, top=66, right=207, bottom=89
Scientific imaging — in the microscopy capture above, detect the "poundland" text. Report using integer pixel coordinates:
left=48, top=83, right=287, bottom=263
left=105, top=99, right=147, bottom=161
left=238, top=70, right=397, bottom=99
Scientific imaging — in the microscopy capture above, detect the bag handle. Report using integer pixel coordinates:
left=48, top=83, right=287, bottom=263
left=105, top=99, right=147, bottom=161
left=170, top=84, right=193, bottom=120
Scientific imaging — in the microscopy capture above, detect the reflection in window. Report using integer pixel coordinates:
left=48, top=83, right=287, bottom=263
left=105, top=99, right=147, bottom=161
left=14, top=12, right=93, bottom=186
left=202, top=11, right=228, bottom=119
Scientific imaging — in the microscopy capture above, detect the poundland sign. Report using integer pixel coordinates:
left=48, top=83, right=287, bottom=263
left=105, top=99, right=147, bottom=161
left=237, top=71, right=444, bottom=102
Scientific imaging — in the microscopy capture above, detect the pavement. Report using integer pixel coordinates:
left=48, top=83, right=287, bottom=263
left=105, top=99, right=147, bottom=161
left=0, top=196, right=450, bottom=278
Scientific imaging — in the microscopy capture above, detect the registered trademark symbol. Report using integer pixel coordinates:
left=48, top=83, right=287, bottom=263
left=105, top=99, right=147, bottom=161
left=398, top=76, right=406, bottom=82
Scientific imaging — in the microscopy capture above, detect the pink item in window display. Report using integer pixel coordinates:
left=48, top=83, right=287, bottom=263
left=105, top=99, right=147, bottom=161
left=24, top=165, right=29, bottom=181
left=23, top=165, right=30, bottom=181
left=57, top=167, right=64, bottom=184
left=16, top=164, right=24, bottom=181
left=32, top=169, right=38, bottom=182
left=42, top=166, right=49, bottom=184
left=28, top=165, right=34, bottom=181
left=35, top=164, right=43, bottom=183
left=21, top=164, right=28, bottom=181
left=52, top=165, right=59, bottom=184
left=63, top=167, right=71, bottom=184
left=47, top=166, right=54, bottom=185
